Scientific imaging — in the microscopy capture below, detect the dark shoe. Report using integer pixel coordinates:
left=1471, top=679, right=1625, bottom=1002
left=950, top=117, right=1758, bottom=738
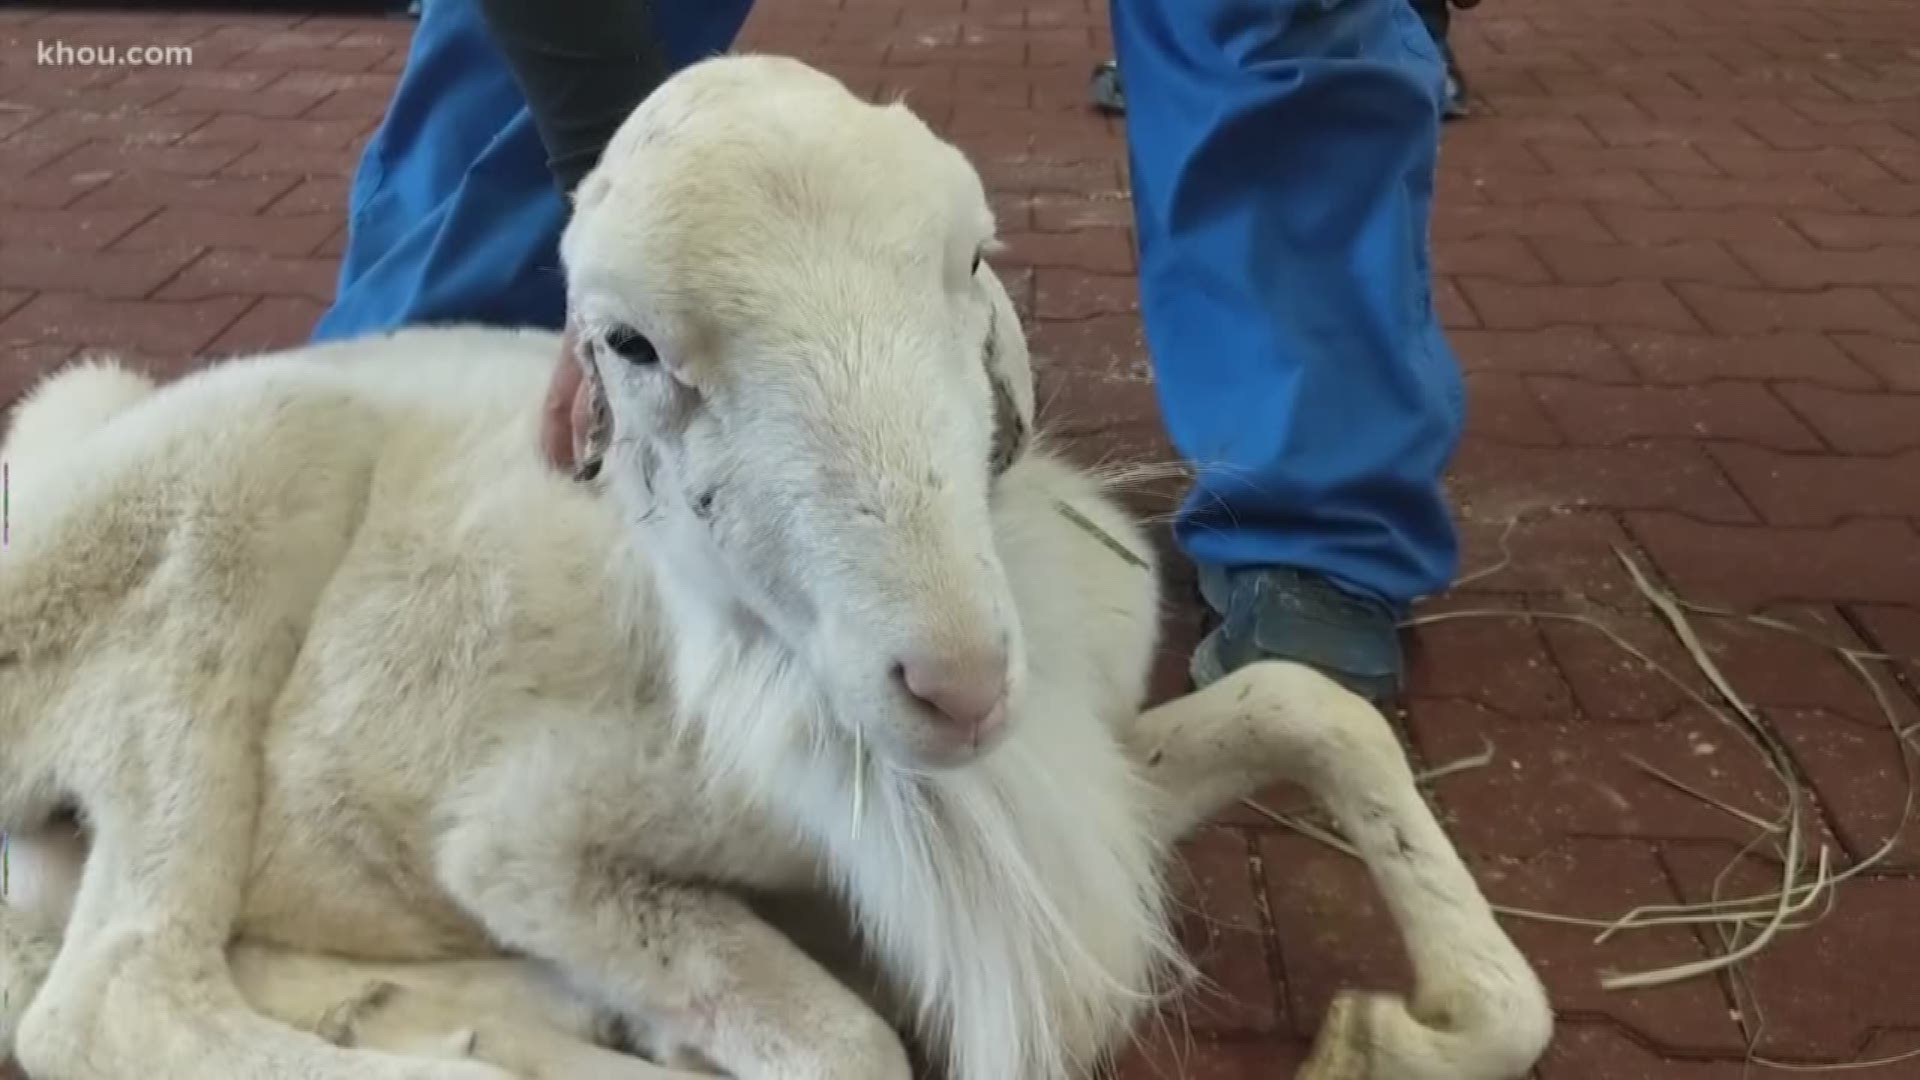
left=1090, top=60, right=1125, bottom=115
left=1191, top=565, right=1405, bottom=706
left=1439, top=41, right=1470, bottom=120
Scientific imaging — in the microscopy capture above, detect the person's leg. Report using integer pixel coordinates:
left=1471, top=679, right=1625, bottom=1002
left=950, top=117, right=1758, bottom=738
left=1111, top=0, right=1466, bottom=703
left=311, top=0, right=568, bottom=341
left=312, top=0, right=758, bottom=343
left=1094, top=2, right=1467, bottom=121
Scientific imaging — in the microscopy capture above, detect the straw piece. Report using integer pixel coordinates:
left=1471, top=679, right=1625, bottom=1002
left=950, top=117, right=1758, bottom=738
left=1755, top=1043, right=1920, bottom=1073
left=1621, top=752, right=1781, bottom=835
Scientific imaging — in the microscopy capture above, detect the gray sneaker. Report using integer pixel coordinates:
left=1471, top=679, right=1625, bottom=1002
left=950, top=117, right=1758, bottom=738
left=1091, top=60, right=1124, bottom=115
left=1190, top=565, right=1405, bottom=705
left=1439, top=41, right=1470, bottom=120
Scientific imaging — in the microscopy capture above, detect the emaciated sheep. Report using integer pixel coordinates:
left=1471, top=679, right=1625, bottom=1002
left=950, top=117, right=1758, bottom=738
left=0, top=54, right=1551, bottom=1080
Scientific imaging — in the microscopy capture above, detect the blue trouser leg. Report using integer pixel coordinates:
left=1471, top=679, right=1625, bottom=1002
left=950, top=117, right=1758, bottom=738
left=1110, top=0, right=1466, bottom=612
left=312, top=0, right=757, bottom=342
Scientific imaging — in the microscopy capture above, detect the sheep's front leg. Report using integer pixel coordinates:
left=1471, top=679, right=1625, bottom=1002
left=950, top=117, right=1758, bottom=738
left=1127, top=660, right=1553, bottom=1080
left=437, top=762, right=910, bottom=1080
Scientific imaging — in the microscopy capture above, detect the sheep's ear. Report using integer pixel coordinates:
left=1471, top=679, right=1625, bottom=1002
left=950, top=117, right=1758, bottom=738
left=979, top=263, right=1034, bottom=477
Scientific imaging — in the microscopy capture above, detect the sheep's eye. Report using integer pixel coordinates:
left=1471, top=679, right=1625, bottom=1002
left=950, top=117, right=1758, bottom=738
left=971, top=251, right=983, bottom=276
left=603, top=326, right=658, bottom=366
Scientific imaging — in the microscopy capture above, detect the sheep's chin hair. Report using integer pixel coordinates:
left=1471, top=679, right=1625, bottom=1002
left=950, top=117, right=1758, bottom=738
left=655, top=571, right=1187, bottom=1080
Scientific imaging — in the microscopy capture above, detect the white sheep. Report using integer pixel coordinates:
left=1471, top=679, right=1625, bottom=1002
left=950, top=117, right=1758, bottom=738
left=0, top=54, right=1551, bottom=1080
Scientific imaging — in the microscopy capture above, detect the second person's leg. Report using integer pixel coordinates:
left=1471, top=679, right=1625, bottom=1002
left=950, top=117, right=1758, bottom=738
left=1112, top=0, right=1466, bottom=703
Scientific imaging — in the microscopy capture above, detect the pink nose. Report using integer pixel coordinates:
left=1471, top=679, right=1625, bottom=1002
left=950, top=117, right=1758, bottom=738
left=896, top=648, right=1010, bottom=743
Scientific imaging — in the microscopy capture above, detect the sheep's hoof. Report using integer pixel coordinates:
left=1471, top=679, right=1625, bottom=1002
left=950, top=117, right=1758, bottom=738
left=313, top=982, right=480, bottom=1061
left=1296, top=987, right=1552, bottom=1080
left=1296, top=992, right=1374, bottom=1080
left=316, top=980, right=401, bottom=1048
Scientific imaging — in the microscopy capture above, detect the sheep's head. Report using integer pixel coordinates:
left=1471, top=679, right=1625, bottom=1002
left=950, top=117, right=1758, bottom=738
left=561, top=56, right=1037, bottom=772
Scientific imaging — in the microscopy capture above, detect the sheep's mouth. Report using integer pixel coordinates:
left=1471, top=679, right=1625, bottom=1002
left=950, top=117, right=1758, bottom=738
left=573, top=351, right=614, bottom=483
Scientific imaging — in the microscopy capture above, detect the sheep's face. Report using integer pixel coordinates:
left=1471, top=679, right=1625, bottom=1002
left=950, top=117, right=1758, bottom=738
left=561, top=57, right=1038, bottom=772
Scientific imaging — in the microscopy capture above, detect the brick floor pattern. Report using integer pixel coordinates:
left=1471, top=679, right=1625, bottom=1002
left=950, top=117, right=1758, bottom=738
left=3, top=0, right=1919, bottom=1077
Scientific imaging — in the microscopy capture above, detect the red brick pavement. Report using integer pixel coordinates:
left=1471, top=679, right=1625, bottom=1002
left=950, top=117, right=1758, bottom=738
left=4, top=1, right=1920, bottom=1077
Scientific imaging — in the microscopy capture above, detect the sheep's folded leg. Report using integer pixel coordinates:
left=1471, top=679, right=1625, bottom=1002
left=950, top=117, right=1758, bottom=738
left=228, top=945, right=691, bottom=1080
left=0, top=811, right=671, bottom=1079
left=435, top=740, right=911, bottom=1080
left=13, top=823, right=510, bottom=1080
left=1126, top=659, right=1553, bottom=1080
